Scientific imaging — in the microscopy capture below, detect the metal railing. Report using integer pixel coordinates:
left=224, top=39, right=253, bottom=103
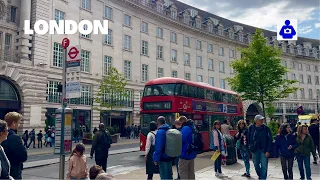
left=0, top=49, right=21, bottom=63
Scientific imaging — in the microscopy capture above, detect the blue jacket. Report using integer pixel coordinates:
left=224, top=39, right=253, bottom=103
left=180, top=120, right=197, bottom=160
left=153, top=124, right=172, bottom=162
left=247, top=124, right=273, bottom=153
left=274, top=134, right=297, bottom=158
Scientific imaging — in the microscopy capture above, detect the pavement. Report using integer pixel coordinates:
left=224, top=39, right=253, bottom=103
left=24, top=138, right=140, bottom=169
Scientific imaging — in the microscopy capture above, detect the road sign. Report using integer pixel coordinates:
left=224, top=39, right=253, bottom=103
left=62, top=38, right=70, bottom=49
left=66, top=45, right=81, bottom=99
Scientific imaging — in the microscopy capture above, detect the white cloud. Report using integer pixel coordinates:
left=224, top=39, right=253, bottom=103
left=315, top=23, right=320, bottom=28
left=298, top=26, right=313, bottom=34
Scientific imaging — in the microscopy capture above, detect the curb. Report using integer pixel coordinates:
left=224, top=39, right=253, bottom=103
left=24, top=147, right=140, bottom=169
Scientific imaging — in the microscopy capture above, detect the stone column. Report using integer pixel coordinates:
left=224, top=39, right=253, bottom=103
left=17, top=0, right=32, bottom=64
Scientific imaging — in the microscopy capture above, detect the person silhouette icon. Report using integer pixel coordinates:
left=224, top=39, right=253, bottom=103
left=279, top=20, right=296, bottom=39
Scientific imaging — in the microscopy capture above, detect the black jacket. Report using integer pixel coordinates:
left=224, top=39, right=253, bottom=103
left=247, top=124, right=273, bottom=153
left=1, top=129, right=28, bottom=179
left=90, top=129, right=112, bottom=159
left=308, top=123, right=319, bottom=144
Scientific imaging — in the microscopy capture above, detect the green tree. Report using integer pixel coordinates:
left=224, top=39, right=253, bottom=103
left=226, top=29, right=298, bottom=119
left=265, top=103, right=276, bottom=119
left=95, top=67, right=128, bottom=126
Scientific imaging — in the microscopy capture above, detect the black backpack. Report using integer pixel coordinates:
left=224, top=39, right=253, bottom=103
left=189, top=126, right=204, bottom=153
left=102, top=131, right=112, bottom=149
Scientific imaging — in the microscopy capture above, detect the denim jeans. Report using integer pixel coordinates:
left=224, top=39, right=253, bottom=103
left=280, top=156, right=294, bottom=180
left=240, top=148, right=250, bottom=175
left=252, top=150, right=268, bottom=179
left=159, top=161, right=173, bottom=180
left=214, top=154, right=222, bottom=173
left=296, top=155, right=311, bottom=180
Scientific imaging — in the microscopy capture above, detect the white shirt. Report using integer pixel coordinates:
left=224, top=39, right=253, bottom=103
left=145, top=130, right=157, bottom=156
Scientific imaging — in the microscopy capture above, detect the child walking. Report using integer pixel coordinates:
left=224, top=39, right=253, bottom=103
left=66, top=143, right=89, bottom=180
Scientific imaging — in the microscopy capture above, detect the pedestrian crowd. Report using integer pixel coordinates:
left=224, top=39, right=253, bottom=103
left=144, top=114, right=319, bottom=180
left=22, top=127, right=55, bottom=149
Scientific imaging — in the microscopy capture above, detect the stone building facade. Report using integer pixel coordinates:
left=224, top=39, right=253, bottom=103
left=0, top=0, right=319, bottom=133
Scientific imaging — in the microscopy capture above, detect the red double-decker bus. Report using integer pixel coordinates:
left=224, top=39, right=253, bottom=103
left=139, top=77, right=244, bottom=152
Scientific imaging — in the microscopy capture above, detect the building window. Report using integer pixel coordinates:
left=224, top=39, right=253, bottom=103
left=104, top=29, right=112, bottom=45
left=79, top=85, right=92, bottom=105
left=55, top=9, right=65, bottom=22
left=157, top=27, right=163, bottom=38
left=172, top=70, right=178, bottom=78
left=157, top=4, right=163, bottom=13
left=308, top=89, right=313, bottom=100
left=306, top=64, right=311, bottom=71
left=307, top=75, right=312, bottom=84
left=219, top=47, right=224, bottom=56
left=208, top=59, right=214, bottom=70
left=184, top=14, right=189, bottom=24
left=219, top=61, right=225, bottom=72
left=300, top=88, right=305, bottom=99
left=208, top=44, right=213, bottom=53
left=209, top=77, right=214, bottom=86
left=53, top=42, right=63, bottom=67
left=142, top=40, right=148, bottom=55
left=299, top=75, right=304, bottom=83
left=10, top=6, right=17, bottom=22
left=4, top=34, right=11, bottom=56
left=124, top=60, right=131, bottom=80
left=317, top=89, right=320, bottom=97
left=293, top=91, right=298, bottom=99
left=80, top=24, right=90, bottom=39
left=142, top=64, right=148, bottom=82
left=208, top=24, right=213, bottom=33
left=81, top=50, right=90, bottom=73
left=239, top=34, right=243, bottom=42
left=158, top=67, right=164, bottom=78
left=81, top=0, right=91, bottom=11
left=197, top=75, right=203, bottom=82
left=171, top=10, right=177, bottom=19
left=124, top=35, right=131, bottom=50
left=185, top=73, right=191, bottom=80
left=315, top=65, right=318, bottom=72
left=291, top=73, right=296, bottom=80
left=171, top=49, right=177, bottom=62
left=298, top=63, right=303, bottom=70
left=185, top=53, right=190, bottom=65
left=105, top=6, right=113, bottom=19
left=197, top=40, right=202, bottom=50
left=157, top=45, right=163, bottom=59
left=197, top=56, right=202, bottom=68
left=220, top=79, right=225, bottom=89
left=46, top=81, right=61, bottom=103
left=124, top=14, right=131, bottom=26
left=229, top=49, right=234, bottom=58
left=316, top=76, right=319, bottom=85
left=103, top=56, right=112, bottom=75
left=290, top=62, right=295, bottom=69
left=196, top=19, right=201, bottom=29
left=141, top=21, right=148, bottom=33
left=171, top=32, right=177, bottom=43
left=184, top=36, right=190, bottom=47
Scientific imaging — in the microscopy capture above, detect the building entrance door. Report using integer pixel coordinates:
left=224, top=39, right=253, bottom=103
left=0, top=78, right=21, bottom=119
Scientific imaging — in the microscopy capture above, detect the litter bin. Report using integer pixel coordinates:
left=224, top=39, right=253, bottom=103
left=224, top=135, right=237, bottom=165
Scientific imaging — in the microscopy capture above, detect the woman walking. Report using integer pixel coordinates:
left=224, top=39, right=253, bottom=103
left=235, top=120, right=251, bottom=178
left=145, top=121, right=159, bottom=180
left=295, top=124, right=318, bottom=180
left=274, top=123, right=297, bottom=180
left=210, top=121, right=227, bottom=178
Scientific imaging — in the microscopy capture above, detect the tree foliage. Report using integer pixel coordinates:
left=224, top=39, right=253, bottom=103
left=226, top=29, right=299, bottom=117
left=95, top=67, right=128, bottom=126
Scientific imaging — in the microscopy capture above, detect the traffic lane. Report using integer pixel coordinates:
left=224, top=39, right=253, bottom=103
left=22, top=151, right=145, bottom=179
left=26, top=143, right=140, bottom=162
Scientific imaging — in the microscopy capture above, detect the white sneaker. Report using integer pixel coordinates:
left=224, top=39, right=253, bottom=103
left=219, top=173, right=227, bottom=177
left=215, top=172, right=219, bottom=177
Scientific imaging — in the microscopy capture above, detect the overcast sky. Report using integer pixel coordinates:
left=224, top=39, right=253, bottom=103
left=180, top=0, right=320, bottom=39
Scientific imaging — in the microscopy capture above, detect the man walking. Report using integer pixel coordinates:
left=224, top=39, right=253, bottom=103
left=247, top=115, right=272, bottom=180
left=153, top=116, right=174, bottom=180
left=90, top=123, right=112, bottom=172
left=27, top=129, right=36, bottom=148
left=1, top=112, right=28, bottom=179
left=308, top=118, right=319, bottom=164
left=178, top=116, right=197, bottom=180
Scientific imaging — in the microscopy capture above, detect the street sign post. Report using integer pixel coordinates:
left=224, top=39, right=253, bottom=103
left=66, top=45, right=81, bottom=99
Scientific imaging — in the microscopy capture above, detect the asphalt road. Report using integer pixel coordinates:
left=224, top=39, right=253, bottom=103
left=22, top=151, right=145, bottom=179
left=27, top=143, right=140, bottom=162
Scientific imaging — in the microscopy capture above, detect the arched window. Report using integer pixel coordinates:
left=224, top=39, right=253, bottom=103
left=0, top=79, right=19, bottom=101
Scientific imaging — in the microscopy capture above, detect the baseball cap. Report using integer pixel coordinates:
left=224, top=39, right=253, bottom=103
left=254, top=115, right=264, bottom=120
